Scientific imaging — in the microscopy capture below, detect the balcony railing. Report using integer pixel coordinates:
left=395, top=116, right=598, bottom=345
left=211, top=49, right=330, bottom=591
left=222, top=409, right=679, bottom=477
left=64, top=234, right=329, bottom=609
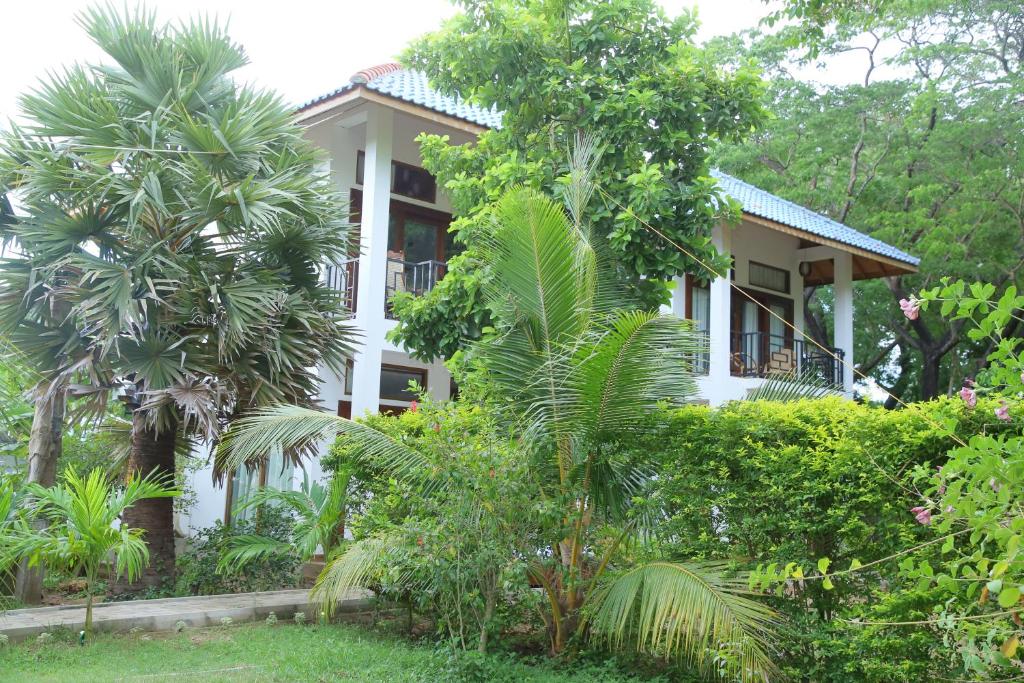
left=385, top=258, right=446, bottom=318
left=324, top=258, right=447, bottom=318
left=731, top=331, right=844, bottom=388
left=325, top=258, right=358, bottom=314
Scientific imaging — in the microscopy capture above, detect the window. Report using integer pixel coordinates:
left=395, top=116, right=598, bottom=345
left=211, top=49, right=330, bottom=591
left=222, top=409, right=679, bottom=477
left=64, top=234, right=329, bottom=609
left=748, top=261, right=790, bottom=294
left=356, top=151, right=437, bottom=203
left=380, top=365, right=427, bottom=402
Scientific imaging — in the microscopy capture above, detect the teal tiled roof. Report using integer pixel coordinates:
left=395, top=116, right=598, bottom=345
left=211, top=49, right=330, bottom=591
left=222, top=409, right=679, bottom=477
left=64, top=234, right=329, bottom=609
left=300, top=65, right=915, bottom=268
left=297, top=64, right=502, bottom=129
left=711, top=170, right=919, bottom=267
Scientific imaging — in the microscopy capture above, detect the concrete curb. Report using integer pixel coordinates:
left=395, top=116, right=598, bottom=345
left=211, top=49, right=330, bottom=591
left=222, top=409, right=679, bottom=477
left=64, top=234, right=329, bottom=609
left=0, top=589, right=373, bottom=643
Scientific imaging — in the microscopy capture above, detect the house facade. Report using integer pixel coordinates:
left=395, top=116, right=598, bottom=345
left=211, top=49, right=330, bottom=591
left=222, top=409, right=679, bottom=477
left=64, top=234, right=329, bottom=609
left=180, top=64, right=918, bottom=534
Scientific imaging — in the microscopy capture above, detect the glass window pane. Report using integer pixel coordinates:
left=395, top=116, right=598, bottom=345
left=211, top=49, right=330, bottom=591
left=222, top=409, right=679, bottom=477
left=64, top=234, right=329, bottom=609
left=692, top=286, right=710, bottom=333
left=380, top=366, right=426, bottom=401
left=404, top=220, right=438, bottom=263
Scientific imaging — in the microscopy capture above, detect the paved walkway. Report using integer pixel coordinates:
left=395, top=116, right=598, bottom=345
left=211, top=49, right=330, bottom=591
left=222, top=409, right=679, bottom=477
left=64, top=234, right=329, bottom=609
left=0, top=589, right=372, bottom=643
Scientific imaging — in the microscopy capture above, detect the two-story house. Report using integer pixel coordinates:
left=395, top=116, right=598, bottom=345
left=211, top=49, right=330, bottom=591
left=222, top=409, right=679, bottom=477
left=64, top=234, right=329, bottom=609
left=181, top=64, right=918, bottom=533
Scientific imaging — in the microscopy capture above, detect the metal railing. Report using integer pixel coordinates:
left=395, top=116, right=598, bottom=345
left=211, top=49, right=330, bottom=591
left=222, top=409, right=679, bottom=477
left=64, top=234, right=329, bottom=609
left=730, top=331, right=844, bottom=388
left=385, top=258, right=446, bottom=318
left=688, top=331, right=711, bottom=375
left=324, top=258, right=358, bottom=314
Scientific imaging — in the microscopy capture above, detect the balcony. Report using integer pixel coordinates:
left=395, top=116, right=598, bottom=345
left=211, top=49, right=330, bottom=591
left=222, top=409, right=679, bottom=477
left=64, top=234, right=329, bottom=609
left=730, top=331, right=844, bottom=388
left=325, top=258, right=358, bottom=314
left=324, top=257, right=447, bottom=318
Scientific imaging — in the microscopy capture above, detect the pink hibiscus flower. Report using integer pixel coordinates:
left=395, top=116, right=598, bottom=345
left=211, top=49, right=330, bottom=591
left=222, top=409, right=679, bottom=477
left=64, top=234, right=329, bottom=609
left=899, top=298, right=920, bottom=320
left=910, top=506, right=932, bottom=525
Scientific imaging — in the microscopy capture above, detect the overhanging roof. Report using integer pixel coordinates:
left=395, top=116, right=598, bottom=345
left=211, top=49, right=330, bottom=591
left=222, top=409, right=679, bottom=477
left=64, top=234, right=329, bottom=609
left=298, top=66, right=918, bottom=280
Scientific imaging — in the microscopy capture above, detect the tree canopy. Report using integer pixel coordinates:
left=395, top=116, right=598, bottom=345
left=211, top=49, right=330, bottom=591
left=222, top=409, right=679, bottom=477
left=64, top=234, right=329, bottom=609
left=389, top=0, right=765, bottom=360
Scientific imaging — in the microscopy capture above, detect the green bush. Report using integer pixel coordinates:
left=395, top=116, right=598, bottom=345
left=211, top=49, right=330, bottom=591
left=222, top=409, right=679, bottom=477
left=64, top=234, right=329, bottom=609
left=635, top=396, right=1003, bottom=680
left=175, top=505, right=301, bottom=596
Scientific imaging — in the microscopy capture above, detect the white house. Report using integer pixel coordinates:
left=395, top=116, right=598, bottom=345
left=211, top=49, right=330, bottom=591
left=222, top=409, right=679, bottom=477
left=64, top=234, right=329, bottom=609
left=181, top=63, right=919, bottom=533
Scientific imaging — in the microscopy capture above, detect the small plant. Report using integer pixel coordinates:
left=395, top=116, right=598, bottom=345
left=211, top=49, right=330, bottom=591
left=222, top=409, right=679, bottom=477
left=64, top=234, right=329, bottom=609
left=2, top=468, right=178, bottom=638
left=36, top=632, right=52, bottom=644
left=174, top=620, right=187, bottom=633
left=265, top=611, right=278, bottom=625
left=219, top=616, right=234, bottom=627
left=293, top=611, right=306, bottom=625
left=0, top=633, right=9, bottom=647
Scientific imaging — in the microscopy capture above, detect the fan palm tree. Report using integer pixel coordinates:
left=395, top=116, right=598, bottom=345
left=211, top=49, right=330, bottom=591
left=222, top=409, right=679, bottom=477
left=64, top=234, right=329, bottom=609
left=218, top=167, right=781, bottom=678
left=0, top=7, right=355, bottom=586
left=1, top=468, right=178, bottom=636
left=216, top=471, right=350, bottom=574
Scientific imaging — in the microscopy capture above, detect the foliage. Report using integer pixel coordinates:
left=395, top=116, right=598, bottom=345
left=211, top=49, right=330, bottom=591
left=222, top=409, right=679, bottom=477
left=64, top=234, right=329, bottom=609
left=221, top=177, right=779, bottom=679
left=217, top=472, right=349, bottom=573
left=0, top=6, right=356, bottom=577
left=388, top=0, right=765, bottom=360
left=175, top=504, right=301, bottom=596
left=712, top=0, right=1024, bottom=401
left=322, top=398, right=537, bottom=653
left=0, top=468, right=178, bottom=635
left=640, top=396, right=1006, bottom=678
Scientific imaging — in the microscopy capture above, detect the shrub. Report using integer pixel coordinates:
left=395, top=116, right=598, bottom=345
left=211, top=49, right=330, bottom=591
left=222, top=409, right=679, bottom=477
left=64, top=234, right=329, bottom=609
left=175, top=505, right=300, bottom=596
left=636, top=396, right=1002, bottom=678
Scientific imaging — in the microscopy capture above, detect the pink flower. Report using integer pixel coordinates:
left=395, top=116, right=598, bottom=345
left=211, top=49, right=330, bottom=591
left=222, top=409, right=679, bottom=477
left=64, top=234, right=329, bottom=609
left=910, top=506, right=932, bottom=525
left=990, top=477, right=1002, bottom=492
left=944, top=504, right=954, bottom=513
left=996, top=401, right=1011, bottom=422
left=409, top=400, right=418, bottom=413
left=959, top=386, right=977, bottom=408
left=899, top=298, right=920, bottom=320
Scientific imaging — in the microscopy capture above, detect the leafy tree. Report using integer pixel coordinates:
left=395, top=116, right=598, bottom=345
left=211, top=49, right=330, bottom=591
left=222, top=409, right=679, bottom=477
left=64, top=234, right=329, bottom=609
left=389, top=0, right=765, bottom=360
left=219, top=177, right=780, bottom=679
left=0, top=7, right=354, bottom=585
left=713, top=0, right=1024, bottom=400
left=1, top=468, right=178, bottom=637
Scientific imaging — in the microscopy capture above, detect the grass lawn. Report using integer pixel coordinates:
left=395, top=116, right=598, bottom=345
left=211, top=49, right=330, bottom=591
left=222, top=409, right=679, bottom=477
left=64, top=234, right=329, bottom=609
left=0, top=620, right=646, bottom=682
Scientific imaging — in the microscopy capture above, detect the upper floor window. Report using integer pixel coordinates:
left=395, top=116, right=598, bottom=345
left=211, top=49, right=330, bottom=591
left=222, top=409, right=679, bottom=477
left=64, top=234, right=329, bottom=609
left=748, top=261, right=790, bottom=294
left=356, top=151, right=437, bottom=203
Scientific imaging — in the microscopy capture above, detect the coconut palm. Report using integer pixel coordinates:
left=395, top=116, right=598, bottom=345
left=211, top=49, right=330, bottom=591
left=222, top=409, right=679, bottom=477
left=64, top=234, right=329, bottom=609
left=218, top=168, right=781, bottom=678
left=0, top=7, right=355, bottom=586
left=216, top=471, right=350, bottom=574
left=2, top=468, right=178, bottom=636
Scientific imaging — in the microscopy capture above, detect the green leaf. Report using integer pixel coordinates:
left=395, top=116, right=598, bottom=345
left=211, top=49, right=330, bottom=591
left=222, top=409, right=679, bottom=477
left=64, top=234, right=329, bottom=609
left=998, top=585, right=1021, bottom=609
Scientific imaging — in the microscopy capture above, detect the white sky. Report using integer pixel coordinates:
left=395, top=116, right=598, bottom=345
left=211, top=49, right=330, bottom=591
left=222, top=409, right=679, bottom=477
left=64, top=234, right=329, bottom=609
left=0, top=0, right=870, bottom=122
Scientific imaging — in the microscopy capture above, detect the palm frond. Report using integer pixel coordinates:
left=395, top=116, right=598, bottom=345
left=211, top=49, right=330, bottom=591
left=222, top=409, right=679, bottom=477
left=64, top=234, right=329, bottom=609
left=586, top=561, right=780, bottom=682
left=311, top=534, right=407, bottom=616
left=217, top=535, right=292, bottom=574
left=215, top=405, right=441, bottom=492
left=746, top=368, right=835, bottom=402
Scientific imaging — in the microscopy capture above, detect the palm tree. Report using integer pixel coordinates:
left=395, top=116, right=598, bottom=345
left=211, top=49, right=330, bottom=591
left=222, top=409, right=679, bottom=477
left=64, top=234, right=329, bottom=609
left=217, top=471, right=350, bottom=574
left=218, top=169, right=780, bottom=679
left=1, top=468, right=178, bottom=636
left=0, top=7, right=355, bottom=586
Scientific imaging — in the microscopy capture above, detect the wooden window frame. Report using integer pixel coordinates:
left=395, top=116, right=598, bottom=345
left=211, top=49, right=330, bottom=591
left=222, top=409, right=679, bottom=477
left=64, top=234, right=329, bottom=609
left=350, top=189, right=453, bottom=262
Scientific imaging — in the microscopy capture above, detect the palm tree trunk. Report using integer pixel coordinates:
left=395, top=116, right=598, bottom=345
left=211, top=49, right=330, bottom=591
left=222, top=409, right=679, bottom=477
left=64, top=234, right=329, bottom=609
left=119, top=411, right=177, bottom=590
left=14, top=384, right=65, bottom=604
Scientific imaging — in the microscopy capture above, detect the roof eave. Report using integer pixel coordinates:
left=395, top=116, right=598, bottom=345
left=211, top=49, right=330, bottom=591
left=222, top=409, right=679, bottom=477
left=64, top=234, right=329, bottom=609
left=295, top=84, right=490, bottom=135
left=741, top=211, right=919, bottom=281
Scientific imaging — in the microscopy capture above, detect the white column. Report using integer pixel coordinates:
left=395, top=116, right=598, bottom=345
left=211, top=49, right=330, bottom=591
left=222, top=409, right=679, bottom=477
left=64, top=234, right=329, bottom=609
left=833, top=252, right=854, bottom=393
left=707, top=224, right=733, bottom=382
left=349, top=105, right=394, bottom=417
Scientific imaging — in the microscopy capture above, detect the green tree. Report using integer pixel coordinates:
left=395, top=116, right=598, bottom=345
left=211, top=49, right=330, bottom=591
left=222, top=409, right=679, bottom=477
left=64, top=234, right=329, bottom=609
left=219, top=179, right=780, bottom=679
left=1, top=468, right=178, bottom=637
left=713, top=0, right=1024, bottom=400
left=0, top=7, right=354, bottom=586
left=388, top=0, right=765, bottom=360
